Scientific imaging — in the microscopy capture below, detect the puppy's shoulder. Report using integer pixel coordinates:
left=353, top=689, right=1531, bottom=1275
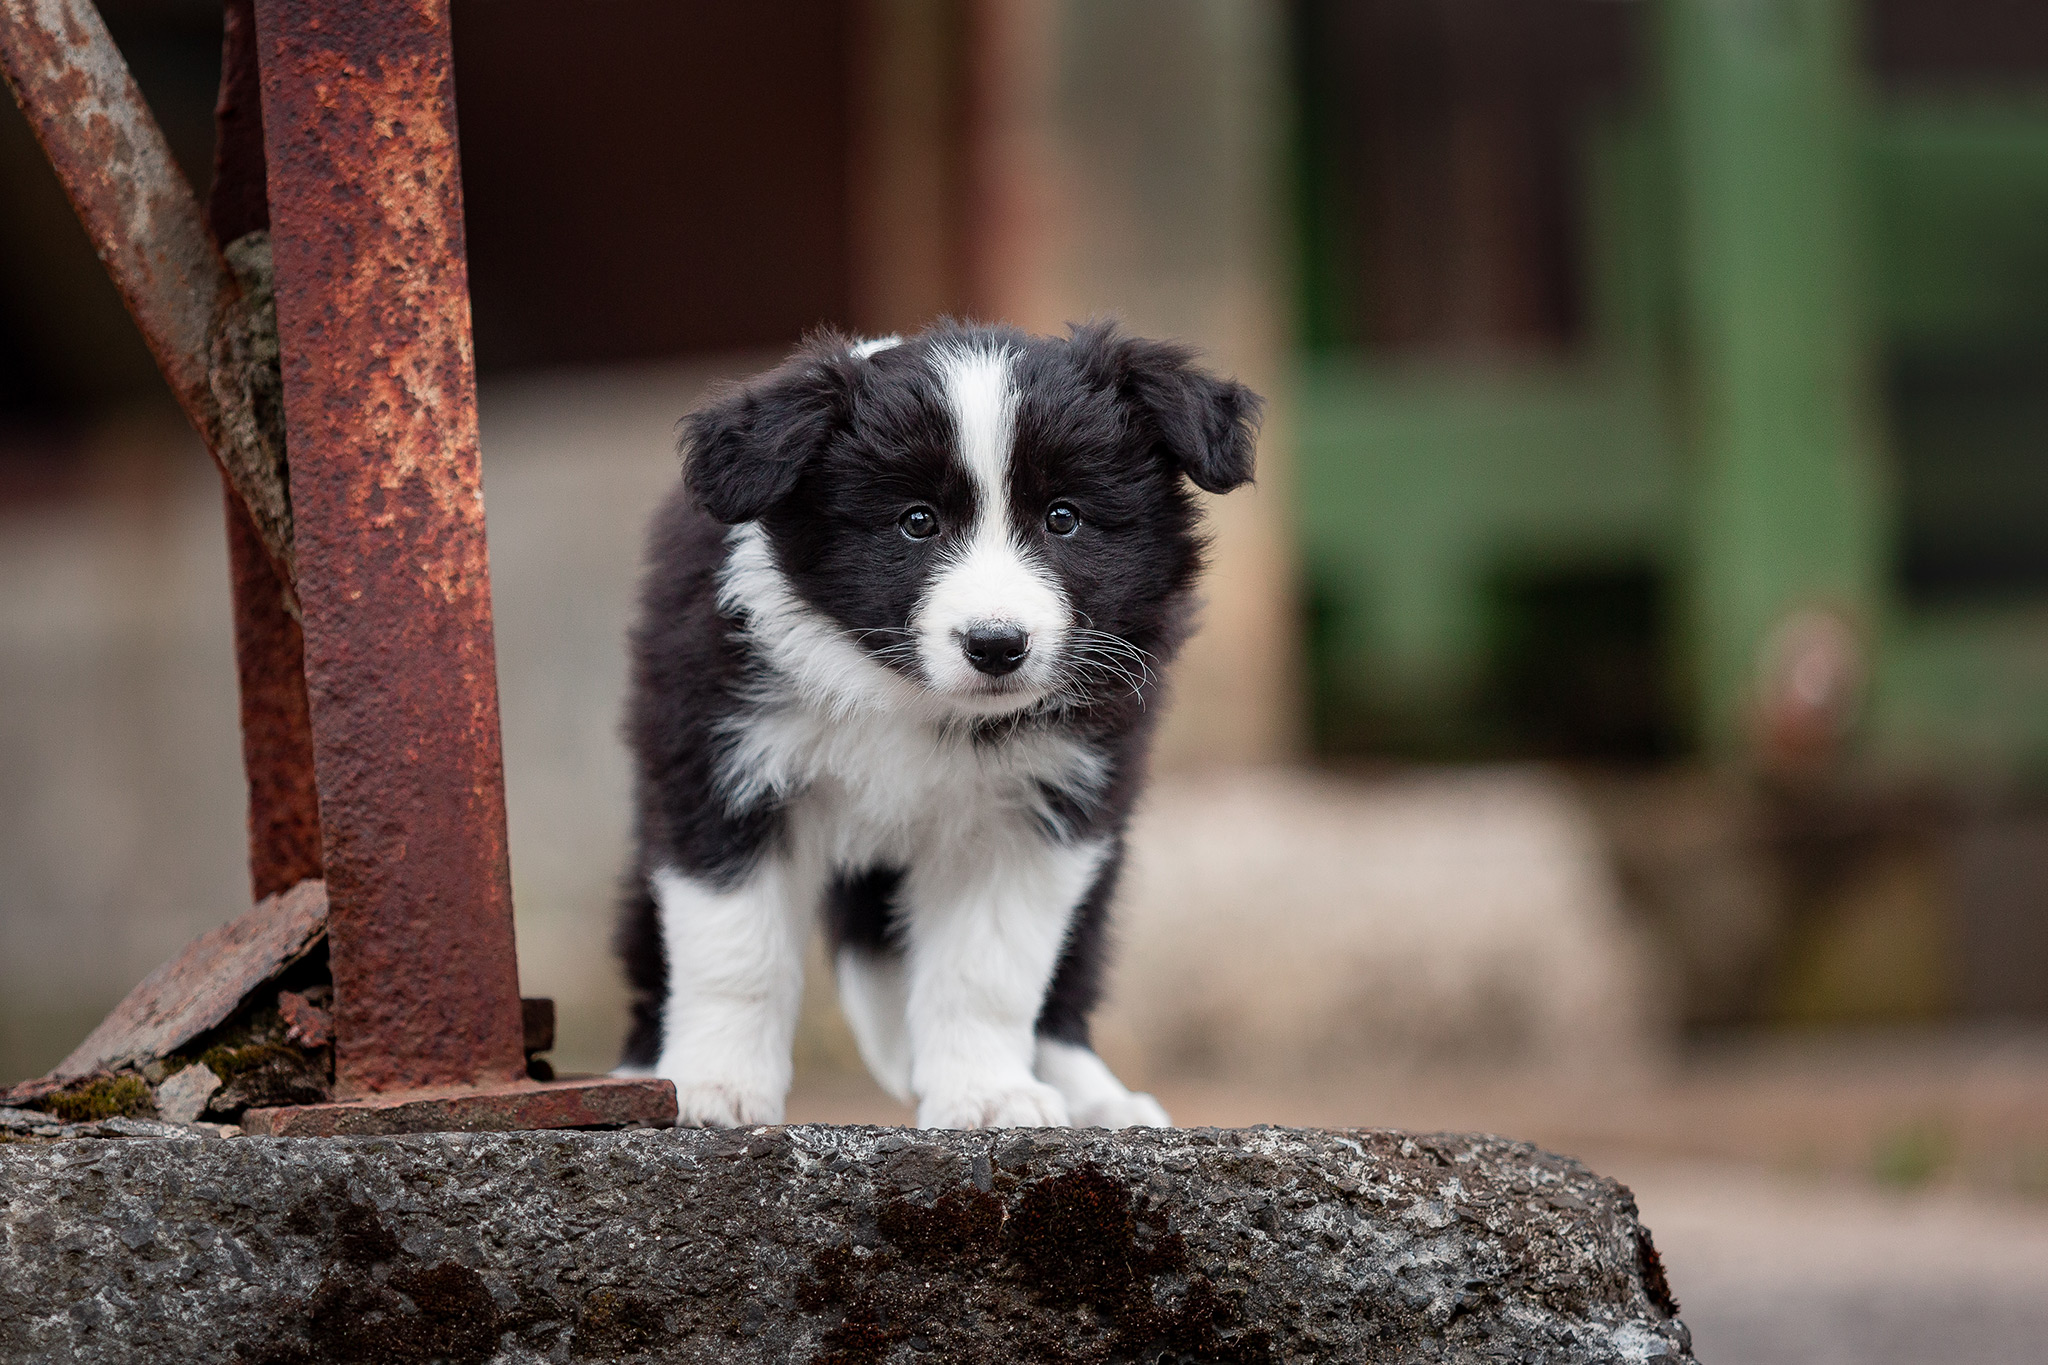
left=629, top=484, right=753, bottom=736
left=638, top=482, right=735, bottom=618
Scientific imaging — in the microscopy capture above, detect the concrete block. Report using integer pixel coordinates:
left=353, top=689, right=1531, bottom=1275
left=1100, top=769, right=1664, bottom=1080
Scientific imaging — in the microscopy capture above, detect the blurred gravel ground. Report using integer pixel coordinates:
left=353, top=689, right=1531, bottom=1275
left=1611, top=1160, right=2048, bottom=1365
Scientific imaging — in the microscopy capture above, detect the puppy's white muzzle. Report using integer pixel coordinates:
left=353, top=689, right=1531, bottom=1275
left=913, top=536, right=1067, bottom=712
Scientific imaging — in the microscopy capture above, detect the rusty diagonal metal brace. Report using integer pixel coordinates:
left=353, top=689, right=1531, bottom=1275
left=1, top=0, right=675, bottom=1133
left=1, top=0, right=294, bottom=588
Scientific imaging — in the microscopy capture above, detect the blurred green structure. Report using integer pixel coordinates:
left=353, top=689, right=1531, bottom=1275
left=1297, top=0, right=2048, bottom=774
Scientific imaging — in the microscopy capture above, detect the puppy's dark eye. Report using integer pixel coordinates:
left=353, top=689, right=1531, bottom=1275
left=899, top=506, right=940, bottom=540
left=1045, top=502, right=1080, bottom=536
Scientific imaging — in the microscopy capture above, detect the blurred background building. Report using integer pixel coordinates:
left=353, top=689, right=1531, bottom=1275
left=1292, top=0, right=2048, bottom=1036
left=4, top=6, right=2048, bottom=1350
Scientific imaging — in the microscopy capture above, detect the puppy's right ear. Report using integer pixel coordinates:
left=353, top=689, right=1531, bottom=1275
left=683, top=347, right=854, bottom=524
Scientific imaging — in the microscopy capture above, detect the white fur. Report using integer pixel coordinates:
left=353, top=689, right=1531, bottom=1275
left=914, top=342, right=1070, bottom=710
left=849, top=334, right=902, bottom=359
left=656, top=751, right=1114, bottom=1126
left=1034, top=1039, right=1172, bottom=1128
left=935, top=340, right=1015, bottom=504
left=714, top=523, right=1107, bottom=838
left=718, top=522, right=926, bottom=727
left=836, top=949, right=912, bottom=1101
left=651, top=861, right=814, bottom=1125
left=900, top=832, right=1107, bottom=1128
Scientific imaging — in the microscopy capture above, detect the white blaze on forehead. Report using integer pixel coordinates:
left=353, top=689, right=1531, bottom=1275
left=934, top=341, right=1019, bottom=506
left=917, top=341, right=1068, bottom=711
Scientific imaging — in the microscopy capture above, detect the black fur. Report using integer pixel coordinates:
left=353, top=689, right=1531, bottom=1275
left=624, top=482, right=787, bottom=884
left=618, top=320, right=1260, bottom=1072
left=616, top=875, right=665, bottom=1069
left=825, top=865, right=904, bottom=955
left=683, top=342, right=860, bottom=524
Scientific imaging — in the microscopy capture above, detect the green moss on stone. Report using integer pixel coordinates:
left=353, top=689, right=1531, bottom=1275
left=44, top=1074, right=154, bottom=1123
left=199, top=1042, right=298, bottom=1081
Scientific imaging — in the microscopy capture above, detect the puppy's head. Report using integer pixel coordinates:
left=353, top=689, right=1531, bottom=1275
left=686, top=321, right=1261, bottom=717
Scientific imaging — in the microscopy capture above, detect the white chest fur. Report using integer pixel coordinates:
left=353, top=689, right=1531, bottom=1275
left=717, top=695, right=1104, bottom=871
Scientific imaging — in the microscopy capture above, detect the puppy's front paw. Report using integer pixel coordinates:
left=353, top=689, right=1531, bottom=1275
left=918, top=1081, right=1070, bottom=1130
left=1070, top=1089, right=1172, bottom=1129
left=667, top=1079, right=784, bottom=1128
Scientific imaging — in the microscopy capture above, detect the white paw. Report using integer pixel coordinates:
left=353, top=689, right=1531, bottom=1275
left=1069, top=1089, right=1172, bottom=1129
left=918, top=1081, right=1071, bottom=1130
left=669, top=1079, right=784, bottom=1128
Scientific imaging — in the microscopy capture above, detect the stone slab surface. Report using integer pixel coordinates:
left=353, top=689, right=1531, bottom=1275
left=48, top=878, right=327, bottom=1081
left=0, top=1125, right=1693, bottom=1364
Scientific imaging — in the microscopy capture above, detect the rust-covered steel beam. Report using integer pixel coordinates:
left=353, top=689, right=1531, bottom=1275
left=0, top=0, right=295, bottom=580
left=254, top=0, right=527, bottom=1096
left=210, top=0, right=322, bottom=901
left=223, top=397, right=324, bottom=897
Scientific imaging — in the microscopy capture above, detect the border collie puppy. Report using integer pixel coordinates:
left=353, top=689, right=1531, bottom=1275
left=616, top=320, right=1260, bottom=1129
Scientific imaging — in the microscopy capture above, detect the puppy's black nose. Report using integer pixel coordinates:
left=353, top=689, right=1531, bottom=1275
left=962, top=625, right=1029, bottom=677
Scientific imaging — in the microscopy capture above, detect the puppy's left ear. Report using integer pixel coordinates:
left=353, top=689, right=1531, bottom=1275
left=1073, top=321, right=1263, bottom=494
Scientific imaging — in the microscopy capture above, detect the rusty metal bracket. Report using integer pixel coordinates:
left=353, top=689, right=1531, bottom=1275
left=0, top=0, right=294, bottom=582
left=5, top=0, right=675, bottom=1135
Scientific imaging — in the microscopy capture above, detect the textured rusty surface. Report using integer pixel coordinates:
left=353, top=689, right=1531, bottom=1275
left=256, top=0, right=525, bottom=1095
left=277, top=990, right=335, bottom=1049
left=52, top=881, right=328, bottom=1080
left=239, top=1077, right=679, bottom=1137
left=223, top=488, right=325, bottom=897
left=0, top=1074, right=68, bottom=1109
left=521, top=997, right=556, bottom=1054
left=206, top=0, right=268, bottom=243
left=208, top=231, right=296, bottom=588
left=0, top=0, right=293, bottom=576
left=210, top=0, right=323, bottom=902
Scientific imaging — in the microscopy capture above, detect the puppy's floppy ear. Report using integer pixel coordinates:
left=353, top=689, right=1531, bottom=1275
left=683, top=339, right=857, bottom=523
left=1071, top=320, right=1263, bottom=494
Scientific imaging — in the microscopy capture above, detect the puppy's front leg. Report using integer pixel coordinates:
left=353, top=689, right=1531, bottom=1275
left=651, top=858, right=811, bottom=1126
left=902, top=836, right=1107, bottom=1129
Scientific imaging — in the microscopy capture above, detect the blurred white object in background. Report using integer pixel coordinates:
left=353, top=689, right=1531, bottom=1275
left=1095, top=768, right=1667, bottom=1084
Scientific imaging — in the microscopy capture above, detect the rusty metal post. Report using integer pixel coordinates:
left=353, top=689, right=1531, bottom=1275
left=252, top=0, right=526, bottom=1096
left=210, top=0, right=323, bottom=900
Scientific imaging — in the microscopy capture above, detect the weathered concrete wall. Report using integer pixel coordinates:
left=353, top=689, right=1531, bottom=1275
left=0, top=1124, right=1691, bottom=1364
